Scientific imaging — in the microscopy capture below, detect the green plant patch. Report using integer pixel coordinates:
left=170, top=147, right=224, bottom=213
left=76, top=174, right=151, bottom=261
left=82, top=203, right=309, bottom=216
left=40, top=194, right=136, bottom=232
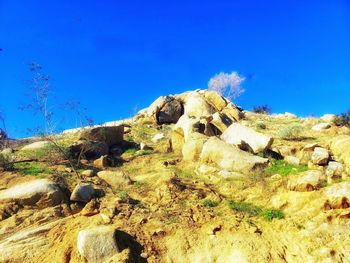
left=265, top=160, right=308, bottom=177
left=228, top=200, right=262, bottom=216
left=202, top=199, right=220, bottom=208
left=170, top=167, right=193, bottom=178
left=14, top=162, right=52, bottom=177
left=262, top=209, right=285, bottom=221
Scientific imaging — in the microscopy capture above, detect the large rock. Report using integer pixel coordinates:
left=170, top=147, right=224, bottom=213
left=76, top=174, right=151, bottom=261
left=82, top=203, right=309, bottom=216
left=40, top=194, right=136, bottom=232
left=173, top=115, right=201, bottom=141
left=312, top=123, right=331, bottom=131
left=203, top=90, right=227, bottom=111
left=330, top=136, right=350, bottom=173
left=183, top=92, right=215, bottom=118
left=320, top=114, right=336, bottom=123
left=70, top=140, right=109, bottom=160
left=21, top=141, right=50, bottom=151
left=324, top=182, right=350, bottom=209
left=311, top=147, right=329, bottom=165
left=182, top=133, right=208, bottom=161
left=79, top=126, right=124, bottom=147
left=210, top=112, right=234, bottom=133
left=221, top=123, right=273, bottom=153
left=199, top=137, right=269, bottom=174
left=287, top=170, right=325, bottom=192
left=70, top=183, right=95, bottom=203
left=97, top=171, right=132, bottom=187
left=77, top=226, right=120, bottom=263
left=0, top=179, right=65, bottom=206
left=325, top=161, right=345, bottom=179
left=157, top=98, right=183, bottom=124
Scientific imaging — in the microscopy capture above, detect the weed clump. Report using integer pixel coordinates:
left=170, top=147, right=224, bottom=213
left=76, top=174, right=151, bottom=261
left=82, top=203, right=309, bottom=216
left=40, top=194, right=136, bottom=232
left=279, top=125, right=305, bottom=140
left=262, top=209, right=285, bottom=221
left=333, top=110, right=350, bottom=127
left=202, top=199, right=220, bottom=208
left=265, top=160, right=308, bottom=177
left=252, top=105, right=271, bottom=114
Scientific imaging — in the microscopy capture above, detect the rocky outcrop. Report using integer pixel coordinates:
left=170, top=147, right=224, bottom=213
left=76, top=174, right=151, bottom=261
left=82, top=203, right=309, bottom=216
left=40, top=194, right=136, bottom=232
left=70, top=140, right=109, bottom=160
left=0, top=179, right=65, bottom=207
left=182, top=133, right=209, bottom=161
left=199, top=137, right=269, bottom=174
left=157, top=98, right=183, bottom=124
left=221, top=123, right=273, bottom=153
left=77, top=226, right=120, bottom=263
left=312, top=123, right=331, bottom=131
left=79, top=125, right=124, bottom=147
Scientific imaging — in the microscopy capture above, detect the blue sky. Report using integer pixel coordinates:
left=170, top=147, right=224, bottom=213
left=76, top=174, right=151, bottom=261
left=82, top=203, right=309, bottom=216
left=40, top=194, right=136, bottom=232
left=0, top=0, right=349, bottom=138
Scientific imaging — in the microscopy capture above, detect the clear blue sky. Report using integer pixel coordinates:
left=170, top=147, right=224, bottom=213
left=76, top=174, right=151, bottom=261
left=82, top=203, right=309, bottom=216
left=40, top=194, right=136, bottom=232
left=0, top=0, right=349, bottom=138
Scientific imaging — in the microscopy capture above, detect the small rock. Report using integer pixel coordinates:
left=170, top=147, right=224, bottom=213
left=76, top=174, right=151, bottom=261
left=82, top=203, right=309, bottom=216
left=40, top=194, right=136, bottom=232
left=77, top=226, right=120, bottom=262
left=140, top=142, right=152, bottom=151
left=70, top=183, right=95, bottom=203
left=303, top=143, right=319, bottom=151
left=326, top=161, right=344, bottom=179
left=93, top=155, right=108, bottom=169
left=312, top=123, right=331, bottom=131
left=284, top=156, right=300, bottom=166
left=152, top=133, right=164, bottom=143
left=97, top=171, right=132, bottom=187
left=311, top=147, right=329, bottom=165
left=81, top=169, right=96, bottom=177
left=81, top=199, right=99, bottom=216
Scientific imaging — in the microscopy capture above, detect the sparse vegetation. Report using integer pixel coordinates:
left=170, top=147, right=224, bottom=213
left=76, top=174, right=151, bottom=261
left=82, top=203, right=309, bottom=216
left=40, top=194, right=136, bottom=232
left=228, top=200, right=262, bottom=216
left=333, top=110, right=350, bottom=127
left=14, top=162, right=52, bottom=177
left=252, top=105, right=272, bottom=114
left=0, top=153, right=13, bottom=170
left=279, top=125, right=305, bottom=140
left=256, top=121, right=267, bottom=130
left=262, top=209, right=285, bottom=221
left=265, top=160, right=308, bottom=177
left=202, top=199, right=220, bottom=208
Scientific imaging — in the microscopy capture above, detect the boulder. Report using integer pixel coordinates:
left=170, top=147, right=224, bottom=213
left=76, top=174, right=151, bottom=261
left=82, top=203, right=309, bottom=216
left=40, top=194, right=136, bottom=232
left=324, top=182, right=350, bottom=209
left=325, top=161, right=345, bottom=179
left=70, top=183, right=95, bottom=203
left=21, top=141, right=50, bottom=151
left=199, top=137, right=269, bottom=174
left=70, top=140, right=109, bottom=160
left=311, top=147, right=329, bottom=165
left=173, top=115, right=201, bottom=141
left=142, top=95, right=172, bottom=119
left=1, top=148, right=13, bottom=156
left=284, top=156, right=300, bottom=166
left=287, top=170, right=325, bottom=192
left=312, top=123, right=331, bottom=131
left=97, top=171, right=132, bottom=187
left=183, top=92, right=215, bottom=118
left=210, top=112, right=234, bottom=133
left=221, top=123, right=273, bottom=153
left=330, top=136, right=350, bottom=173
left=0, top=179, right=65, bottom=206
left=157, top=99, right=183, bottom=124
left=77, top=226, right=120, bottom=263
left=79, top=126, right=124, bottom=147
left=203, top=90, right=227, bottom=111
left=182, top=133, right=208, bottom=161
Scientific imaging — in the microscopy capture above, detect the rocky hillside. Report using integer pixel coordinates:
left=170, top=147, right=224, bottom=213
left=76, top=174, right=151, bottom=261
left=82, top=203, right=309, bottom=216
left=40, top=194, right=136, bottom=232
left=1, top=89, right=350, bottom=263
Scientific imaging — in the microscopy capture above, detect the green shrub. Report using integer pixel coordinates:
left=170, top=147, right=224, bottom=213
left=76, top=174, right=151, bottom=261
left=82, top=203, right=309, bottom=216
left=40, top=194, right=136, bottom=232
left=228, top=200, right=262, bottom=216
left=0, top=153, right=13, bottom=170
left=262, top=209, right=285, bottom=221
left=124, top=148, right=138, bottom=155
left=265, top=160, right=308, bottom=177
left=279, top=125, right=304, bottom=140
left=14, top=162, right=52, bottom=177
left=333, top=110, right=350, bottom=127
left=256, top=122, right=267, bottom=130
left=202, top=199, right=220, bottom=208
